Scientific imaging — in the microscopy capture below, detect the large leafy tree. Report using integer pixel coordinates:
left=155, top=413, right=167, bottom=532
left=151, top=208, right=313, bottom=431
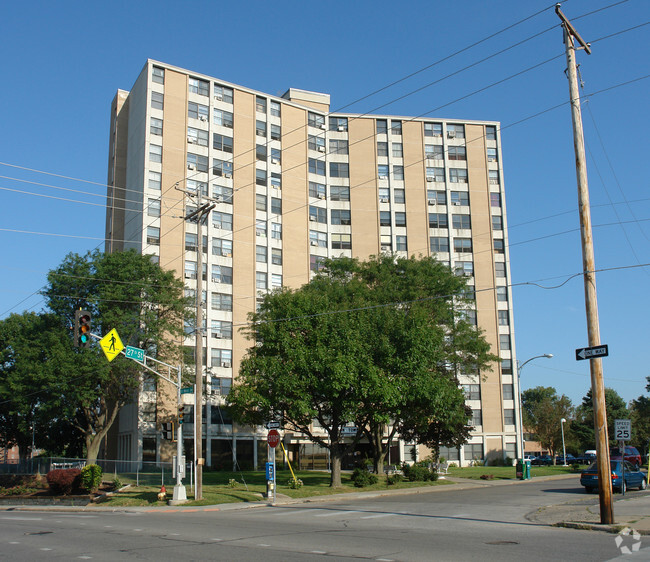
left=631, top=377, right=650, bottom=456
left=228, top=255, right=496, bottom=485
left=522, top=386, right=574, bottom=462
left=571, top=387, right=629, bottom=452
left=38, top=249, right=190, bottom=462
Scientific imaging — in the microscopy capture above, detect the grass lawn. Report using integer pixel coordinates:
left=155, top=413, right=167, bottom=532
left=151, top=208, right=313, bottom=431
left=100, top=470, right=452, bottom=507
left=447, top=464, right=578, bottom=480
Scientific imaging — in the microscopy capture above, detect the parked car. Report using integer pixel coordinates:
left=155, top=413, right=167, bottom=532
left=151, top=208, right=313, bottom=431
left=580, top=460, right=647, bottom=493
left=610, top=446, right=642, bottom=468
left=532, top=455, right=553, bottom=466
left=523, top=455, right=537, bottom=463
left=555, top=453, right=577, bottom=465
left=575, top=451, right=597, bottom=465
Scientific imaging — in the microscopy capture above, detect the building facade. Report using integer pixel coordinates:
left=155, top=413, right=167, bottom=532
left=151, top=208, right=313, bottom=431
left=105, top=59, right=519, bottom=468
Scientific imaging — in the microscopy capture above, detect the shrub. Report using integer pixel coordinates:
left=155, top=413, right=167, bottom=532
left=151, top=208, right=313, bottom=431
left=287, top=478, right=303, bottom=489
left=228, top=478, right=238, bottom=488
left=386, top=474, right=403, bottom=485
left=402, top=463, right=437, bottom=482
left=80, top=464, right=103, bottom=492
left=46, top=469, right=81, bottom=495
left=351, top=468, right=378, bottom=488
left=480, top=474, right=494, bottom=480
left=111, top=476, right=123, bottom=491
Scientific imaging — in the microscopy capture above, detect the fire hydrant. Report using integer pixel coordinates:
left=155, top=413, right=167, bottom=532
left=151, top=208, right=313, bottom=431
left=157, top=485, right=167, bottom=501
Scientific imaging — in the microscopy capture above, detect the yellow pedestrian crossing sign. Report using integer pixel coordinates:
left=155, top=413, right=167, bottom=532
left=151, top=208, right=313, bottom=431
left=100, top=329, right=124, bottom=362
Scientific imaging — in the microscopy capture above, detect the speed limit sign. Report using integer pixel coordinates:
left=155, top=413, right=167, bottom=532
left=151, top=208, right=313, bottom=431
left=615, top=419, right=631, bottom=441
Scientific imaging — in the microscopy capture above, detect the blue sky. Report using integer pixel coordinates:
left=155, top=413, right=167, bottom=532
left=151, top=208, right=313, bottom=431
left=0, top=0, right=648, bottom=407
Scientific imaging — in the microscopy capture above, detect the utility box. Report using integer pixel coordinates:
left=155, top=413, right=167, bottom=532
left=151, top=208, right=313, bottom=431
left=516, top=460, right=532, bottom=480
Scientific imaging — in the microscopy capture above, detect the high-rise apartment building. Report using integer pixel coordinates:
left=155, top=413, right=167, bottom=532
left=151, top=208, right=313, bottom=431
left=105, top=60, right=519, bottom=468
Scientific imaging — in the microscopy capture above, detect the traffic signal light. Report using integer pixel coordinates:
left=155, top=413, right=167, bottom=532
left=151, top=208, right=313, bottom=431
left=178, top=405, right=185, bottom=425
left=162, top=422, right=174, bottom=440
left=74, top=309, right=92, bottom=348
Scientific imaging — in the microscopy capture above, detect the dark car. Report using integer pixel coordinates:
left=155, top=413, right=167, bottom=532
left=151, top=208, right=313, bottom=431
left=575, top=452, right=597, bottom=465
left=532, top=455, right=553, bottom=466
left=556, top=454, right=577, bottom=465
left=580, top=460, right=647, bottom=493
left=610, top=446, right=642, bottom=468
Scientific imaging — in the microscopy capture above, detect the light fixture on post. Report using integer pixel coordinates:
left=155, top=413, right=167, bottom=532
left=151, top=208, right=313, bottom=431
left=517, top=353, right=553, bottom=460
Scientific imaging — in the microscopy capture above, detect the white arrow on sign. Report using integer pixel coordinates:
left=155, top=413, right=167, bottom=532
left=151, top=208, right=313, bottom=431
left=575, top=344, right=608, bottom=361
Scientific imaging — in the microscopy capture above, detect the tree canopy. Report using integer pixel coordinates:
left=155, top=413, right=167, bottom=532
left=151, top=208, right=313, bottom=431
left=571, top=387, right=629, bottom=452
left=228, top=255, right=497, bottom=485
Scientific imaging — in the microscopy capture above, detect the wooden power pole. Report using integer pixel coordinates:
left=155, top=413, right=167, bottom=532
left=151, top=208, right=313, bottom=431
left=556, top=4, right=613, bottom=524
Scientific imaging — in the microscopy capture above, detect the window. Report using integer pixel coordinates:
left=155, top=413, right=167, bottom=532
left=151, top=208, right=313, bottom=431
left=151, top=91, right=164, bottom=110
left=270, top=172, right=282, bottom=189
left=448, top=146, right=466, bottom=161
left=188, top=102, right=209, bottom=121
left=390, top=120, right=402, bottom=135
left=270, top=148, right=281, bottom=164
left=212, top=211, right=233, bottom=230
left=427, top=190, right=446, bottom=205
left=308, top=135, right=325, bottom=152
left=212, top=265, right=233, bottom=284
left=329, top=116, right=347, bottom=132
left=212, top=292, right=232, bottom=311
left=376, top=119, right=388, bottom=135
left=463, top=384, right=480, bottom=400
left=310, top=254, right=325, bottom=272
left=396, top=235, right=407, bottom=251
left=256, top=245, right=267, bottom=263
left=329, top=139, right=348, bottom=154
left=184, top=260, right=197, bottom=279
left=394, top=189, right=405, bottom=204
left=393, top=165, right=404, bottom=181
left=377, top=142, right=388, bottom=157
left=449, top=191, right=468, bottom=206
left=212, top=159, right=233, bottom=177
left=211, top=320, right=233, bottom=339
left=430, top=236, right=449, bottom=252
left=490, top=192, right=502, bottom=207
left=186, top=153, right=207, bottom=173
left=331, top=209, right=351, bottom=225
left=148, top=171, right=161, bottom=190
left=465, top=443, right=483, bottom=460
left=212, top=238, right=233, bottom=257
left=504, top=409, right=515, bottom=425
left=149, top=144, right=162, bottom=163
left=380, top=211, right=391, bottom=227
left=271, top=222, right=282, bottom=240
left=453, top=238, right=472, bottom=253
left=503, top=384, right=514, bottom=400
left=256, top=220, right=267, bottom=237
left=270, top=101, right=281, bottom=117
left=256, top=193, right=267, bottom=211
left=213, top=133, right=233, bottom=152
left=256, top=271, right=267, bottom=289
left=497, top=286, right=508, bottom=302
left=330, top=162, right=349, bottom=178
left=271, top=248, right=282, bottom=265
left=330, top=185, right=350, bottom=201
left=214, top=84, right=233, bottom=104
left=309, top=181, right=326, bottom=199
left=184, top=127, right=207, bottom=147
left=309, top=158, right=326, bottom=176
left=213, top=109, right=234, bottom=128
left=439, top=446, right=460, bottom=461
left=426, top=167, right=445, bottom=182
left=152, top=66, right=164, bottom=84
left=211, top=377, right=232, bottom=397
left=271, top=197, right=282, bottom=214
left=471, top=410, right=482, bottom=426
left=189, top=77, right=209, bottom=96
left=147, top=198, right=160, bottom=217
left=309, top=206, right=327, bottom=224
left=271, top=273, right=282, bottom=288
left=211, top=348, right=232, bottom=368
left=425, top=144, right=444, bottom=159
left=452, top=214, right=471, bottom=229
left=256, top=120, right=267, bottom=137
left=499, top=334, right=511, bottom=351
left=455, top=261, right=473, bottom=276
left=495, top=262, right=506, bottom=278
left=213, top=184, right=233, bottom=204
left=331, top=233, right=351, bottom=250
left=378, top=164, right=389, bottom=179
left=255, top=169, right=267, bottom=187
left=424, top=122, right=443, bottom=137
left=492, top=215, right=503, bottom=231
left=502, top=359, right=513, bottom=375
left=447, top=124, right=465, bottom=139
left=395, top=212, right=406, bottom=227
left=449, top=168, right=468, bottom=183
left=308, top=112, right=325, bottom=128
left=390, top=142, right=403, bottom=157
left=150, top=117, right=163, bottom=136
left=499, top=310, right=510, bottom=326
left=428, top=213, right=448, bottom=229
left=147, top=226, right=160, bottom=245
left=270, top=123, right=281, bottom=141
left=142, top=404, right=156, bottom=423
left=486, top=125, right=497, bottom=141
left=489, top=170, right=500, bottom=185
left=310, top=230, right=327, bottom=248
left=460, top=309, right=477, bottom=325
left=494, top=239, right=505, bottom=254
left=256, top=96, right=267, bottom=113
left=487, top=147, right=498, bottom=162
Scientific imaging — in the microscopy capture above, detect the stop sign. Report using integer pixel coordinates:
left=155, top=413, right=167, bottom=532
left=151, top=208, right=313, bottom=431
left=267, top=429, right=281, bottom=448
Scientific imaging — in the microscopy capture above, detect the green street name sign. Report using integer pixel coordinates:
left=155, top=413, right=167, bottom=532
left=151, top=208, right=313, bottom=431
left=125, top=345, right=145, bottom=362
left=181, top=387, right=194, bottom=395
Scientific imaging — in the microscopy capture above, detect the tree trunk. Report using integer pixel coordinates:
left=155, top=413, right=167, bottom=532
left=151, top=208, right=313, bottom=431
left=370, top=426, right=388, bottom=476
left=330, top=447, right=343, bottom=487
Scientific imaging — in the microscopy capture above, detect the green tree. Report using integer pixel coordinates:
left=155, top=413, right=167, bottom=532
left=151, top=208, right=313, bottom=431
left=630, top=377, right=650, bottom=456
left=40, top=249, right=190, bottom=462
left=522, top=386, right=574, bottom=462
left=228, top=255, right=496, bottom=485
left=570, top=387, right=629, bottom=453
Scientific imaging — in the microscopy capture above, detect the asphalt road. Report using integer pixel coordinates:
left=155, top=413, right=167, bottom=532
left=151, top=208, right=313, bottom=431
left=1, top=478, right=649, bottom=561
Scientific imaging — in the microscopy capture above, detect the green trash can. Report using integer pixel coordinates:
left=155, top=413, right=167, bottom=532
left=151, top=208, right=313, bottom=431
left=524, top=459, right=532, bottom=480
left=516, top=459, right=524, bottom=480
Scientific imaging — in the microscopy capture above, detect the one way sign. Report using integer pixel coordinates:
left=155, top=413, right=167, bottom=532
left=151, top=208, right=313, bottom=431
left=575, top=344, right=608, bottom=361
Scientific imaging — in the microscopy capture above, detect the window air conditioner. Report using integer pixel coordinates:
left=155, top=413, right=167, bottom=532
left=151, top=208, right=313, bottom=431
left=380, top=197, right=389, bottom=203
left=222, top=361, right=231, bottom=368
left=428, top=199, right=436, bottom=205
left=214, top=95, right=223, bottom=101
left=199, top=115, right=207, bottom=121
left=317, top=146, right=326, bottom=152
left=187, top=137, right=195, bottom=143
left=214, top=333, right=223, bottom=339
left=447, top=131, right=456, bottom=138
left=271, top=158, right=279, bottom=164
left=379, top=175, right=387, bottom=180
left=224, top=252, right=232, bottom=257
left=309, top=216, right=317, bottom=222
left=224, top=173, right=232, bottom=178
left=319, top=124, right=327, bottom=130
left=188, top=164, right=196, bottom=170
left=381, top=245, right=390, bottom=251
left=310, top=240, right=318, bottom=246
left=318, top=194, right=325, bottom=200
left=454, top=201, right=461, bottom=206
left=337, top=126, right=345, bottom=132
left=426, top=176, right=434, bottom=182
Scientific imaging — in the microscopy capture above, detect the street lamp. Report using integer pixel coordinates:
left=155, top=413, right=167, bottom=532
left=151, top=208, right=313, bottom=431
left=517, top=353, right=553, bottom=460
left=560, top=418, right=567, bottom=466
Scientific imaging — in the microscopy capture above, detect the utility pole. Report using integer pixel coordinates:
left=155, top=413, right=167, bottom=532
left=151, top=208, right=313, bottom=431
left=180, top=185, right=215, bottom=501
left=556, top=4, right=613, bottom=524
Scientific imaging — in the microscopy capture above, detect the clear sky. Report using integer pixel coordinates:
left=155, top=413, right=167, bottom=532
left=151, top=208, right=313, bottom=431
left=0, top=0, right=648, bottom=408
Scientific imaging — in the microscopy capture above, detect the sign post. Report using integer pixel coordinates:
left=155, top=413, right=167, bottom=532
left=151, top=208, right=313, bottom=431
left=266, top=429, right=280, bottom=503
left=615, top=420, right=631, bottom=497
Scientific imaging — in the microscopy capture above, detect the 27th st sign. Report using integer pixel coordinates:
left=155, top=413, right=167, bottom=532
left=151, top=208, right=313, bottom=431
left=575, top=344, right=609, bottom=361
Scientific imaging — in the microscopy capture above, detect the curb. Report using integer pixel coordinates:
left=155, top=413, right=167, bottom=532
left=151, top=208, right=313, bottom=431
left=555, top=521, right=650, bottom=535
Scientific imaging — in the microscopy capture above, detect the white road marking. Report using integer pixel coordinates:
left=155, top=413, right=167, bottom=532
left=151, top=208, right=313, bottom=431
left=258, top=543, right=271, bottom=547
left=9, top=541, right=20, bottom=544
left=40, top=548, right=53, bottom=551
left=267, top=508, right=314, bottom=517
left=311, top=550, right=327, bottom=554
left=78, top=557, right=93, bottom=560
left=314, top=510, right=359, bottom=517
left=360, top=513, right=392, bottom=519
left=211, top=538, right=223, bottom=541
left=1, top=516, right=42, bottom=521
left=59, top=515, right=97, bottom=518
